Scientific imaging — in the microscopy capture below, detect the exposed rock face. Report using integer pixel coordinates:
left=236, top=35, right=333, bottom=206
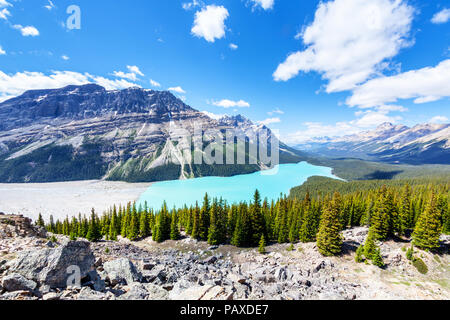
left=1, top=227, right=449, bottom=300
left=6, top=240, right=95, bottom=288
left=102, top=258, right=142, bottom=286
left=0, top=215, right=46, bottom=239
left=2, top=273, right=37, bottom=292
left=0, top=84, right=305, bottom=183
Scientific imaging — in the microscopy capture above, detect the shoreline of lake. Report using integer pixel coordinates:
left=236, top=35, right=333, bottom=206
left=0, top=180, right=152, bottom=222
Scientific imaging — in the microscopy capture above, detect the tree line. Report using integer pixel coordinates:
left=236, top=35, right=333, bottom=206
left=43, top=181, right=449, bottom=264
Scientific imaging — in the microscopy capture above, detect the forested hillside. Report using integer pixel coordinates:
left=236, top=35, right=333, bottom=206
left=45, top=179, right=449, bottom=267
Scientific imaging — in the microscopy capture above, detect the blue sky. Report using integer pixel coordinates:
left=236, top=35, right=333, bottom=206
left=0, top=0, right=449, bottom=143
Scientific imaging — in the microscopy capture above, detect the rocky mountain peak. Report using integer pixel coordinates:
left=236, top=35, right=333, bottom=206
left=0, top=84, right=194, bottom=131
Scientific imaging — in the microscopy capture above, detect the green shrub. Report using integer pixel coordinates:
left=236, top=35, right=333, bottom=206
left=412, top=258, right=428, bottom=274
left=406, top=246, right=414, bottom=261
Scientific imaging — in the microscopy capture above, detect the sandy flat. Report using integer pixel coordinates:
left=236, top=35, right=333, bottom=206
left=0, top=180, right=152, bottom=222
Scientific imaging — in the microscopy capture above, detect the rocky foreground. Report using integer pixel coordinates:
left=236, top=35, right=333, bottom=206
left=0, top=213, right=449, bottom=300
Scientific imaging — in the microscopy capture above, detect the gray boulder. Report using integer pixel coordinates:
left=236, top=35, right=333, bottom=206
left=77, top=287, right=108, bottom=300
left=2, top=273, right=37, bottom=292
left=6, top=240, right=95, bottom=288
left=118, top=283, right=150, bottom=300
left=103, top=258, right=142, bottom=286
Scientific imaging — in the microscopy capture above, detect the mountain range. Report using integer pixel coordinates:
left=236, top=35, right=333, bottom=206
left=294, top=122, right=450, bottom=165
left=0, top=84, right=306, bottom=183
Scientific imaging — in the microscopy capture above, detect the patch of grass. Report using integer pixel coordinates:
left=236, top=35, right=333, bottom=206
left=433, top=255, right=441, bottom=263
left=412, top=257, right=428, bottom=275
left=392, top=281, right=411, bottom=286
left=434, top=279, right=450, bottom=290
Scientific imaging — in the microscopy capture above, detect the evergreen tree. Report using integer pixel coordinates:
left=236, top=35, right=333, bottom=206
left=363, top=230, right=378, bottom=260
left=127, top=210, right=139, bottom=241
left=370, top=186, right=392, bottom=240
left=86, top=209, right=101, bottom=242
left=208, top=200, right=222, bottom=245
left=412, top=192, right=442, bottom=250
left=316, top=192, right=343, bottom=256
left=355, top=245, right=364, bottom=263
left=191, top=203, right=201, bottom=240
left=371, top=248, right=385, bottom=268
left=139, top=210, right=150, bottom=238
left=276, top=199, right=289, bottom=244
left=258, top=235, right=266, bottom=254
left=399, top=184, right=412, bottom=235
left=250, top=190, right=266, bottom=246
left=36, top=213, right=45, bottom=227
left=170, top=211, right=181, bottom=240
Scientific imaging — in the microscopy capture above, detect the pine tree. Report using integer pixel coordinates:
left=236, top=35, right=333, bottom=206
left=250, top=190, right=266, bottom=246
left=399, top=184, right=412, bottom=235
left=316, top=193, right=343, bottom=256
left=109, top=209, right=118, bottom=241
left=86, top=209, right=101, bottom=242
left=191, top=202, right=201, bottom=240
left=355, top=245, right=364, bottom=263
left=139, top=210, right=150, bottom=238
left=371, top=248, right=385, bottom=268
left=208, top=200, right=222, bottom=245
left=363, top=230, right=378, bottom=260
left=258, top=235, right=266, bottom=254
left=370, top=186, right=392, bottom=240
left=170, top=211, right=181, bottom=240
left=198, top=194, right=211, bottom=241
left=412, top=192, right=442, bottom=250
left=49, top=215, right=55, bottom=233
left=277, top=199, right=289, bottom=244
left=36, top=213, right=45, bottom=227
left=127, top=210, right=139, bottom=241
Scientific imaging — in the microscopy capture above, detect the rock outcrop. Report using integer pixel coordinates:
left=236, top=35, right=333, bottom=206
left=6, top=240, right=95, bottom=288
left=0, top=215, right=46, bottom=239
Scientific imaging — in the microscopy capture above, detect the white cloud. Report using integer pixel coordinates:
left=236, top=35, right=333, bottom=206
left=268, top=108, right=284, bottom=116
left=113, top=71, right=138, bottom=81
left=202, top=111, right=227, bottom=120
left=229, top=43, right=238, bottom=50
left=347, top=59, right=450, bottom=108
left=61, top=55, right=70, bottom=61
left=0, top=46, right=5, bottom=55
left=168, top=86, right=186, bottom=94
left=182, top=0, right=202, bottom=11
left=44, top=0, right=56, bottom=11
left=0, top=0, right=11, bottom=7
left=258, top=117, right=281, bottom=126
left=273, top=0, right=414, bottom=93
left=127, top=65, right=144, bottom=76
left=285, top=107, right=405, bottom=143
left=251, top=0, right=274, bottom=11
left=191, top=5, right=229, bottom=43
left=0, top=70, right=138, bottom=102
left=353, top=110, right=402, bottom=127
left=431, top=8, right=450, bottom=24
left=429, top=116, right=448, bottom=123
left=150, top=79, right=161, bottom=87
left=13, top=25, right=40, bottom=37
left=0, top=7, right=10, bottom=20
left=211, top=99, right=250, bottom=108
left=112, top=66, right=144, bottom=81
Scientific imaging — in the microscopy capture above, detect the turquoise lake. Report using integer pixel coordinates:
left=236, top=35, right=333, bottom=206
left=137, top=162, right=339, bottom=210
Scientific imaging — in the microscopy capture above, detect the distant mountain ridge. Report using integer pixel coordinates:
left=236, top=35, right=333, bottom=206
left=294, top=122, right=450, bottom=165
left=0, top=84, right=306, bottom=183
